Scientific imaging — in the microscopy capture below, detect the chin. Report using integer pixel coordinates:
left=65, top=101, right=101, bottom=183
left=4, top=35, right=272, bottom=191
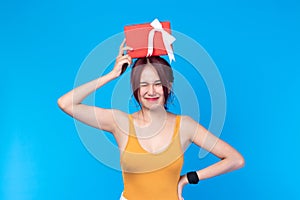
left=149, top=104, right=165, bottom=110
left=141, top=101, right=165, bottom=110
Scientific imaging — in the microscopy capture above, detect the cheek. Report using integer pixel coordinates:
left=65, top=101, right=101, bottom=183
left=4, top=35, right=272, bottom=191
left=156, top=86, right=164, bottom=94
left=139, top=87, right=147, bottom=97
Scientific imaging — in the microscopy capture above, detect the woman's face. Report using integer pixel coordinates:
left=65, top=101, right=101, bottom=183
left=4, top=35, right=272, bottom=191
left=138, top=64, right=165, bottom=110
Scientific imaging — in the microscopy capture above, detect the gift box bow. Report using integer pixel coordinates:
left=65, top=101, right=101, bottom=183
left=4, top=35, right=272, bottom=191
left=147, top=19, right=176, bottom=63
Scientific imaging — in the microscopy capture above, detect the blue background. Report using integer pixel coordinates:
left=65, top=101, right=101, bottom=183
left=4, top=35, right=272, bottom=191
left=1, top=0, right=299, bottom=199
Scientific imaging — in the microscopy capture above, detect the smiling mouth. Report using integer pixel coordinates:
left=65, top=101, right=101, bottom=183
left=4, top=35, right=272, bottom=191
left=145, top=97, right=159, bottom=102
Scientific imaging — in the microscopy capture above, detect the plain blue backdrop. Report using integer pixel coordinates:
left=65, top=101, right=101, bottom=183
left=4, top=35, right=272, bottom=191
left=1, top=0, right=299, bottom=199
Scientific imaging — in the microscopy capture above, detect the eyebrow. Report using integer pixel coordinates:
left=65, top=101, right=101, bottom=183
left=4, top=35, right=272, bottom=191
left=139, top=80, right=162, bottom=84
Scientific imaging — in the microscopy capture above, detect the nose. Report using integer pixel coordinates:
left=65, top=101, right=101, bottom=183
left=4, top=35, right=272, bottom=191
left=147, top=84, right=156, bottom=96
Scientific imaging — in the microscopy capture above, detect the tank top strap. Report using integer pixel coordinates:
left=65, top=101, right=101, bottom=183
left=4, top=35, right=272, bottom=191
left=128, top=114, right=135, bottom=137
left=124, top=114, right=141, bottom=153
left=172, top=115, right=181, bottom=140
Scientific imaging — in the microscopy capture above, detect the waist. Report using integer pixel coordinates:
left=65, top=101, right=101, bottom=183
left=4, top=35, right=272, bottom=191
left=121, top=156, right=183, bottom=200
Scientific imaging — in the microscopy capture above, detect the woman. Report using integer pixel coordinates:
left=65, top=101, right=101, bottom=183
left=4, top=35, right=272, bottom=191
left=57, top=40, right=245, bottom=200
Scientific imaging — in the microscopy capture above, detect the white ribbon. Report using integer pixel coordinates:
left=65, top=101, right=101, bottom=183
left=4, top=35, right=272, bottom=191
left=146, top=18, right=176, bottom=63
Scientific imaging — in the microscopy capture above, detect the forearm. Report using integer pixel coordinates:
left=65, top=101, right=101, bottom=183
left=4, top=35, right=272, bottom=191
left=196, top=155, right=244, bottom=181
left=57, top=71, right=118, bottom=110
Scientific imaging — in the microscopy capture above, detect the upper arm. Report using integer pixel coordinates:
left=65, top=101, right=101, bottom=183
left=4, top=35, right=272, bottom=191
left=182, top=116, right=242, bottom=160
left=61, top=103, right=127, bottom=134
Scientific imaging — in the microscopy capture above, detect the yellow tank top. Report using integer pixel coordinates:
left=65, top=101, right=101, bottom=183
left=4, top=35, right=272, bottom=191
left=121, top=115, right=184, bottom=200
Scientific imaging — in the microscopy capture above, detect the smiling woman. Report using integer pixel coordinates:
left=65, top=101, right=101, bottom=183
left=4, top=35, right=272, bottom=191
left=131, top=56, right=174, bottom=111
left=57, top=39, right=245, bottom=200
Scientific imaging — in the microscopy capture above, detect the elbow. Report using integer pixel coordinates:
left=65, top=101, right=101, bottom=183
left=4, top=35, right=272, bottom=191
left=57, top=97, right=66, bottom=110
left=57, top=97, right=72, bottom=113
left=232, top=154, right=245, bottom=170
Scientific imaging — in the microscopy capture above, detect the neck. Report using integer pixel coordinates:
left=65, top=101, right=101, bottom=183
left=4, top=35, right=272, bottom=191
left=137, top=105, right=167, bottom=126
left=134, top=106, right=168, bottom=139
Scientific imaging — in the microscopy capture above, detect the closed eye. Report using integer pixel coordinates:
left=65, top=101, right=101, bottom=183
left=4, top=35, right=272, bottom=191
left=139, top=80, right=162, bottom=87
left=139, top=83, right=149, bottom=87
left=154, top=81, right=162, bottom=86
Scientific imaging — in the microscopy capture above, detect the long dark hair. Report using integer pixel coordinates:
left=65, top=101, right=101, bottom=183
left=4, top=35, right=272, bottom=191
left=130, top=56, right=174, bottom=109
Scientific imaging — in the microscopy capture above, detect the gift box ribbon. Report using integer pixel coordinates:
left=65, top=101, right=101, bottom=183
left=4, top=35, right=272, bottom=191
left=146, top=19, right=176, bottom=63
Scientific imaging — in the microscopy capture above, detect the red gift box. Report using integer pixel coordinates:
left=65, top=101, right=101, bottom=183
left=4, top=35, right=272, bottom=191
left=124, top=19, right=175, bottom=61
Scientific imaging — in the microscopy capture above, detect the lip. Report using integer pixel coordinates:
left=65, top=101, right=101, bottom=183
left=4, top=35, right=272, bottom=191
left=145, top=97, right=159, bottom=102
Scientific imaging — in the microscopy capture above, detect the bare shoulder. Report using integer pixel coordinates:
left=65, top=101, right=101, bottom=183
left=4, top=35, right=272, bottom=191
left=179, top=115, right=199, bottom=130
left=167, top=112, right=178, bottom=120
left=178, top=115, right=204, bottom=143
left=179, top=115, right=195, bottom=123
left=175, top=115, right=193, bottom=150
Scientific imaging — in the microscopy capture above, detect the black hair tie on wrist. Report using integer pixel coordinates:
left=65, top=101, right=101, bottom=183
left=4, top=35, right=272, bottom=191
left=187, top=171, right=199, bottom=184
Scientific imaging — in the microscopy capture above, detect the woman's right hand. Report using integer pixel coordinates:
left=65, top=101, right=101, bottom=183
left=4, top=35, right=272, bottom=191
left=112, top=39, right=133, bottom=77
left=177, top=175, right=188, bottom=200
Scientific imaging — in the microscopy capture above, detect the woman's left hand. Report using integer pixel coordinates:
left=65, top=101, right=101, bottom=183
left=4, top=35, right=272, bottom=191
left=177, top=175, right=188, bottom=200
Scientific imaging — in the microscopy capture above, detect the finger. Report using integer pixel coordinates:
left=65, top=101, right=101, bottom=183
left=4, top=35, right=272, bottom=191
left=117, top=54, right=131, bottom=61
left=120, top=38, right=126, bottom=49
left=119, top=61, right=130, bottom=73
left=118, top=57, right=131, bottom=66
left=120, top=46, right=134, bottom=56
left=118, top=39, right=126, bottom=56
left=128, top=56, right=132, bottom=64
left=123, top=46, right=133, bottom=51
left=178, top=183, right=185, bottom=200
left=177, top=188, right=182, bottom=199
